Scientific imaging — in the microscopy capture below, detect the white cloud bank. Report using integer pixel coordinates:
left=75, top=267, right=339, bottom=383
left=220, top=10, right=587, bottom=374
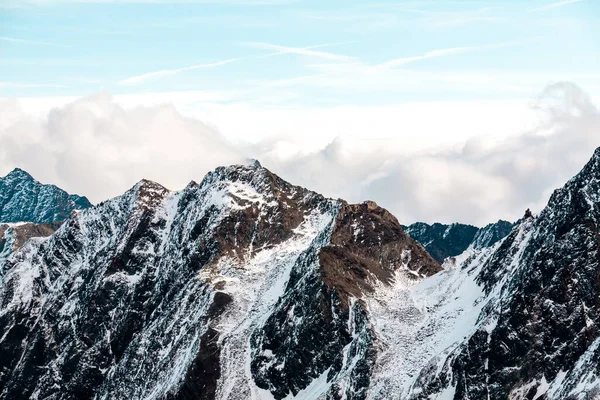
left=0, top=92, right=245, bottom=202
left=1, top=82, right=598, bottom=226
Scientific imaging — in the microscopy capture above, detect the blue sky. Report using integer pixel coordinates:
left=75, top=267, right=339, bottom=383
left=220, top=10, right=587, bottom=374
left=1, top=0, right=599, bottom=104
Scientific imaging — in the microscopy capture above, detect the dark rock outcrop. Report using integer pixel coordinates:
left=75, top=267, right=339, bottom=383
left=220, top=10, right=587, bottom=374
left=468, top=219, right=514, bottom=250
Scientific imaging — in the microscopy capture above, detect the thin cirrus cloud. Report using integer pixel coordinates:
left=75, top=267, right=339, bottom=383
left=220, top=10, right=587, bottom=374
left=233, top=39, right=538, bottom=88
left=0, top=36, right=58, bottom=46
left=377, top=38, right=541, bottom=69
left=531, top=0, right=585, bottom=11
left=376, top=47, right=474, bottom=69
left=118, top=58, right=240, bottom=86
left=298, top=37, right=542, bottom=85
left=243, top=41, right=355, bottom=61
left=119, top=42, right=353, bottom=86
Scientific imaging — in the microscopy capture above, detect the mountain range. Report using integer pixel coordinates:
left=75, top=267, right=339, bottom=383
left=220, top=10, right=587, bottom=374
left=402, top=220, right=515, bottom=263
left=1, top=149, right=599, bottom=399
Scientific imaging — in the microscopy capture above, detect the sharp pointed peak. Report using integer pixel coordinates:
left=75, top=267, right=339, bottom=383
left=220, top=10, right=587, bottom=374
left=124, top=179, right=170, bottom=209
left=207, top=159, right=272, bottom=184
left=247, top=158, right=262, bottom=168
left=4, top=167, right=34, bottom=180
left=131, top=178, right=169, bottom=193
left=221, top=158, right=265, bottom=172
left=569, top=146, right=600, bottom=183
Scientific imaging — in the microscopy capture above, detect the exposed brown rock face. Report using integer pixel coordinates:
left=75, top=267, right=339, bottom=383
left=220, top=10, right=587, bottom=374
left=0, top=221, right=62, bottom=252
left=134, top=179, right=170, bottom=210
left=205, top=166, right=327, bottom=262
left=320, top=201, right=442, bottom=304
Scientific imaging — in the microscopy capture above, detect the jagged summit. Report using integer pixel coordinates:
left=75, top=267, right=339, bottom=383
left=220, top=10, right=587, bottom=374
left=209, top=160, right=269, bottom=179
left=4, top=147, right=600, bottom=399
left=0, top=167, right=91, bottom=223
left=3, top=168, right=33, bottom=181
left=403, top=218, right=517, bottom=263
left=247, top=158, right=262, bottom=168
left=111, top=161, right=316, bottom=218
left=130, top=179, right=170, bottom=210
left=199, top=161, right=321, bottom=210
left=0, top=159, right=439, bottom=400
left=470, top=219, right=515, bottom=250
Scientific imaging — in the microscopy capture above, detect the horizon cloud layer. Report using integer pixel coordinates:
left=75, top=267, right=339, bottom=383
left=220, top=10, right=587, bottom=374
left=0, top=82, right=598, bottom=226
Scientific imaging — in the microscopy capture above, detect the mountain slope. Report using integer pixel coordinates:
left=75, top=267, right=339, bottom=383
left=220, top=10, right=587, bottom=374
left=403, top=220, right=514, bottom=263
left=0, top=222, right=61, bottom=266
left=3, top=146, right=600, bottom=400
left=469, top=219, right=514, bottom=250
left=402, top=147, right=600, bottom=399
left=0, top=161, right=440, bottom=400
left=0, top=168, right=91, bottom=223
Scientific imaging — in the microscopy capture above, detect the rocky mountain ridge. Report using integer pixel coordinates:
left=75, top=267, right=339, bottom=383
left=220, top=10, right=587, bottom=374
left=403, top=220, right=514, bottom=263
left=0, top=221, right=62, bottom=266
left=0, top=168, right=91, bottom=224
left=2, top=147, right=600, bottom=399
left=0, top=161, right=439, bottom=400
left=402, top=147, right=600, bottom=399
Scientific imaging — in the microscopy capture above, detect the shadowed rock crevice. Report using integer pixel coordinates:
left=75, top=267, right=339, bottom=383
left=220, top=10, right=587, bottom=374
left=167, top=292, right=232, bottom=400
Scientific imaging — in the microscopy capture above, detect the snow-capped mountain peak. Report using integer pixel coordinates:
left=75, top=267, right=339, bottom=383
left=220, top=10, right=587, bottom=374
left=3, top=146, right=600, bottom=399
left=0, top=163, right=439, bottom=400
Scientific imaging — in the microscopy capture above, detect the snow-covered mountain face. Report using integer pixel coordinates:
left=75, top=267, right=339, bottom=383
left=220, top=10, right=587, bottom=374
left=0, top=222, right=61, bottom=266
left=469, top=219, right=515, bottom=250
left=0, top=162, right=440, bottom=400
left=0, top=168, right=91, bottom=224
left=3, top=145, right=600, bottom=400
left=403, top=220, right=514, bottom=263
left=402, top=147, right=600, bottom=399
